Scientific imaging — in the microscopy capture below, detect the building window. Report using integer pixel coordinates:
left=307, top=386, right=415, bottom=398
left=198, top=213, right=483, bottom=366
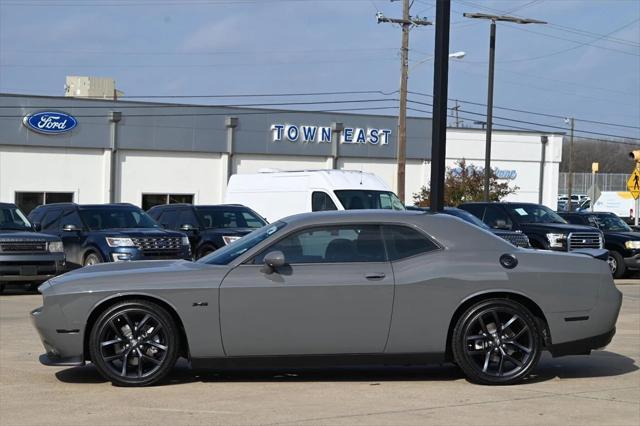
left=15, top=192, right=74, bottom=215
left=142, top=194, right=194, bottom=211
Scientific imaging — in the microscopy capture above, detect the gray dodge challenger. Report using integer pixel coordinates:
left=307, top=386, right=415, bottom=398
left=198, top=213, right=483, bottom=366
left=31, top=210, right=622, bottom=386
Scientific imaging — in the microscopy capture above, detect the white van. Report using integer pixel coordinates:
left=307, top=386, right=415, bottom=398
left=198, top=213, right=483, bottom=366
left=225, top=169, right=405, bottom=222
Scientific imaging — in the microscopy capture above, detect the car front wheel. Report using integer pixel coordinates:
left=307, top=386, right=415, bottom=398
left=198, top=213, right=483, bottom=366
left=89, top=300, right=179, bottom=387
left=452, top=299, right=542, bottom=385
left=608, top=251, right=626, bottom=279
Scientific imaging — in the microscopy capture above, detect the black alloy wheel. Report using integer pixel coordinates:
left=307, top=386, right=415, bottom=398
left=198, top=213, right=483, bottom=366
left=452, top=299, right=542, bottom=385
left=89, top=300, right=179, bottom=386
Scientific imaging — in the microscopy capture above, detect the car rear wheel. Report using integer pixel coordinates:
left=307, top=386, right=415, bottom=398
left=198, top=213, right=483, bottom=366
left=89, top=300, right=179, bottom=387
left=84, top=252, right=102, bottom=267
left=452, top=299, right=542, bottom=385
left=608, top=251, right=626, bottom=279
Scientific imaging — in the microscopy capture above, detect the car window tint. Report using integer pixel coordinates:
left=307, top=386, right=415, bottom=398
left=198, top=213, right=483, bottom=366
left=311, top=191, right=337, bottom=212
left=41, top=208, right=63, bottom=231
left=255, top=225, right=385, bottom=264
left=158, top=210, right=178, bottom=228
left=483, top=205, right=513, bottom=229
left=460, top=204, right=485, bottom=220
left=58, top=209, right=83, bottom=230
left=241, top=211, right=266, bottom=228
left=177, top=208, right=199, bottom=228
left=383, top=225, right=439, bottom=261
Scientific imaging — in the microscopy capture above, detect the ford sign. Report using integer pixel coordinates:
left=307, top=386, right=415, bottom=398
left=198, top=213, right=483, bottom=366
left=23, top=111, right=78, bottom=134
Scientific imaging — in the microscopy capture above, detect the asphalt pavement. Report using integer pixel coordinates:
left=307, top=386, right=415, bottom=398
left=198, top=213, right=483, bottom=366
left=0, top=283, right=638, bottom=426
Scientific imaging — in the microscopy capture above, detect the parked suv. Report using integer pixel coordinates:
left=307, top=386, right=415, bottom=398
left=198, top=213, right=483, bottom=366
left=0, top=202, right=65, bottom=292
left=458, top=202, right=603, bottom=251
left=28, top=203, right=191, bottom=269
left=559, top=211, right=640, bottom=278
left=147, top=204, right=267, bottom=259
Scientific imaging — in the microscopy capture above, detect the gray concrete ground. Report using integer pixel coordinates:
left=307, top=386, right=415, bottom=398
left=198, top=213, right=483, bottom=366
left=0, top=283, right=638, bottom=426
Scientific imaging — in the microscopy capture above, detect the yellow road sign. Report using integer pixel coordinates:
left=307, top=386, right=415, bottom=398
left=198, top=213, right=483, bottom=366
left=628, top=169, right=640, bottom=199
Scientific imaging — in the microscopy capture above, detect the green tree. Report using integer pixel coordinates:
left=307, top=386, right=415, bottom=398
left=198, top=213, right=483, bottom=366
left=413, top=159, right=519, bottom=207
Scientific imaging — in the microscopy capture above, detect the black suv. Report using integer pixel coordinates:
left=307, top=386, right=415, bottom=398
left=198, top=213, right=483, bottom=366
left=0, top=203, right=65, bottom=292
left=559, top=211, right=640, bottom=278
left=147, top=204, right=267, bottom=259
left=459, top=202, right=603, bottom=252
left=28, top=203, right=191, bottom=269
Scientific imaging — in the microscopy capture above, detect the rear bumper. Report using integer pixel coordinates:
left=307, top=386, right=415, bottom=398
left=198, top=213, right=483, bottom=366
left=548, top=327, right=616, bottom=357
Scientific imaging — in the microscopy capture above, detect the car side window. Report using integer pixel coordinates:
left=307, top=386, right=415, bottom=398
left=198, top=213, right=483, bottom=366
left=158, top=209, right=178, bottom=228
left=383, top=225, right=439, bottom=261
left=177, top=208, right=199, bottom=229
left=41, top=208, right=63, bottom=231
left=255, top=225, right=385, bottom=264
left=311, top=191, right=338, bottom=212
left=460, top=204, right=485, bottom=220
left=483, top=205, right=513, bottom=230
left=58, top=209, right=83, bottom=230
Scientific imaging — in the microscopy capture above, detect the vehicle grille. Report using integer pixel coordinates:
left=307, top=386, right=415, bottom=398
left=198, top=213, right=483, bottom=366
left=0, top=241, right=47, bottom=253
left=132, top=237, right=183, bottom=254
left=499, top=233, right=531, bottom=248
left=567, top=232, right=603, bottom=251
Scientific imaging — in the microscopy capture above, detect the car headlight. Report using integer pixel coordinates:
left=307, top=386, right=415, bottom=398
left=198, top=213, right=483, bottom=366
left=546, top=233, right=566, bottom=248
left=181, top=236, right=190, bottom=246
left=222, top=235, right=241, bottom=245
left=47, top=241, right=64, bottom=253
left=624, top=240, right=640, bottom=249
left=106, top=237, right=135, bottom=247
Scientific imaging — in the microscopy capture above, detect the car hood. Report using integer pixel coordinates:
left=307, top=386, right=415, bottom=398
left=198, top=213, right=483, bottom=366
left=87, top=228, right=186, bottom=238
left=41, top=259, right=227, bottom=295
left=0, top=230, right=60, bottom=242
left=604, top=231, right=640, bottom=240
left=518, top=222, right=598, bottom=233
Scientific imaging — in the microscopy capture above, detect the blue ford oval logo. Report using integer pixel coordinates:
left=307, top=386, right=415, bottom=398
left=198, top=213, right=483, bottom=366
left=23, top=111, right=78, bottom=134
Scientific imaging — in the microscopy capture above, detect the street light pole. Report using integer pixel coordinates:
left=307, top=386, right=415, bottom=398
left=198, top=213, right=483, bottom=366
left=463, top=12, right=546, bottom=201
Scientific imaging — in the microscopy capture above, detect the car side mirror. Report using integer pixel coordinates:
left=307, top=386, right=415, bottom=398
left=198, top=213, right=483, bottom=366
left=261, top=250, right=285, bottom=274
left=180, top=224, right=198, bottom=233
left=62, top=224, right=79, bottom=232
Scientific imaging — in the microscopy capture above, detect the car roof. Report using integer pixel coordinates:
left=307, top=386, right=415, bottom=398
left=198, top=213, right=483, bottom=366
left=0, top=202, right=17, bottom=208
left=149, top=203, right=247, bottom=209
left=279, top=209, right=430, bottom=226
left=36, top=203, right=138, bottom=209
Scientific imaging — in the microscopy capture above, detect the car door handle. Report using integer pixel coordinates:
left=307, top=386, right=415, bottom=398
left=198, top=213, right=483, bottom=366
left=365, top=272, right=386, bottom=280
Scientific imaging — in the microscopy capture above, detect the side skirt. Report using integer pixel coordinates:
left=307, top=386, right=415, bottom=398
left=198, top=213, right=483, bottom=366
left=191, top=353, right=447, bottom=370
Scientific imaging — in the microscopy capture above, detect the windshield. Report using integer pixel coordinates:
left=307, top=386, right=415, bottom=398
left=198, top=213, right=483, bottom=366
left=195, top=207, right=266, bottom=229
left=199, top=221, right=286, bottom=265
left=334, top=190, right=405, bottom=211
left=444, top=208, right=491, bottom=230
left=589, top=214, right=632, bottom=232
left=506, top=204, right=567, bottom=224
left=79, top=208, right=160, bottom=230
left=0, top=206, right=32, bottom=231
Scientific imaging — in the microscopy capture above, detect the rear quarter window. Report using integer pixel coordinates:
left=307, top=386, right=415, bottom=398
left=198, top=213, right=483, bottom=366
left=383, top=225, right=439, bottom=261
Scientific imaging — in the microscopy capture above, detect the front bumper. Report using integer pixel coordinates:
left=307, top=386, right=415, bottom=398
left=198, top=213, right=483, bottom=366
left=548, top=327, right=616, bottom=357
left=623, top=253, right=640, bottom=270
left=30, top=306, right=85, bottom=367
left=0, top=253, right=65, bottom=282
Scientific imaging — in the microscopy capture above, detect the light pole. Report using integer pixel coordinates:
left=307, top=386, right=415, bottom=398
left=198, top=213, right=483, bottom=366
left=410, top=51, right=465, bottom=72
left=463, top=12, right=546, bottom=201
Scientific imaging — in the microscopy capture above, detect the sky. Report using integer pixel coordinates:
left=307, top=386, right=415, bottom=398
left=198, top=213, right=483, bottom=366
left=0, top=0, right=638, bottom=143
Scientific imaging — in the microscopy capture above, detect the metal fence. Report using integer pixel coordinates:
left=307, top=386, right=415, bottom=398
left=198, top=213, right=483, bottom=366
left=558, top=172, right=628, bottom=195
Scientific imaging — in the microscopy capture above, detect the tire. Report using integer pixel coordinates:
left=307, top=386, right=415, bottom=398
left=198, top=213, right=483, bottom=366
left=452, top=298, right=542, bottom=385
left=608, top=251, right=627, bottom=279
left=89, top=299, right=180, bottom=387
left=197, top=245, right=216, bottom=259
left=83, top=252, right=102, bottom=267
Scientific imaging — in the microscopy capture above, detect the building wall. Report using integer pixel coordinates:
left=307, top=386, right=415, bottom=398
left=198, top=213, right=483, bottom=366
left=0, top=145, right=109, bottom=204
left=117, top=150, right=225, bottom=206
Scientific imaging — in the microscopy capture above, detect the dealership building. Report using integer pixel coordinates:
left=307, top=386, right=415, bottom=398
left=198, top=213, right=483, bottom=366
left=0, top=93, right=563, bottom=214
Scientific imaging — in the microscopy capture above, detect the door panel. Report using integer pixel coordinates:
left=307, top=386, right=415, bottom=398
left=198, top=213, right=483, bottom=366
left=220, top=262, right=394, bottom=356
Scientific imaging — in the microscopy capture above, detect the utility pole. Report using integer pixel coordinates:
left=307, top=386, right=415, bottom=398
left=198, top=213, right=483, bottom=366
left=463, top=12, right=546, bottom=201
left=377, top=3, right=431, bottom=202
left=566, top=117, right=575, bottom=212
left=451, top=100, right=461, bottom=127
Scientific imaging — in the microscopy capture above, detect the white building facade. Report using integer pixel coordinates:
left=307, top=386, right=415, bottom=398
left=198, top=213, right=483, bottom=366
left=0, top=94, right=563, bottom=214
